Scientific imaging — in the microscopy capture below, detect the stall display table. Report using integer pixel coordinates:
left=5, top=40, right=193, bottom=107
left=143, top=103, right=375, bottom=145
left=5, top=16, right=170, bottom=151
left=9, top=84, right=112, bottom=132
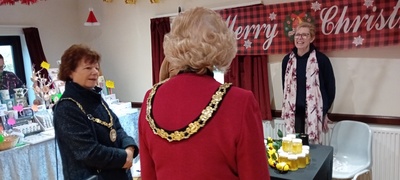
left=0, top=138, right=62, bottom=180
left=0, top=109, right=139, bottom=180
left=269, top=144, right=333, bottom=180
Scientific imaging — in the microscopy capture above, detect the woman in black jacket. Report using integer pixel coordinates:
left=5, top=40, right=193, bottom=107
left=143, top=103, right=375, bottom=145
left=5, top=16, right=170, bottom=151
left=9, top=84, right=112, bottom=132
left=281, top=22, right=336, bottom=144
left=53, top=44, right=138, bottom=180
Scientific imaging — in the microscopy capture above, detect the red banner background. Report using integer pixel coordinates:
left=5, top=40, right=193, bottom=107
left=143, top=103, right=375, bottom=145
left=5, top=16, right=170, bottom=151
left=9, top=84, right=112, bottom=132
left=218, top=0, right=400, bottom=55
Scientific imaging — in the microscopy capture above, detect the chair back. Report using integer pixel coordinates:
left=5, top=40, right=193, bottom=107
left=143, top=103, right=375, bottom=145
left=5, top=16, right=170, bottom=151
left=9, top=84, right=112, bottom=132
left=329, top=120, right=372, bottom=168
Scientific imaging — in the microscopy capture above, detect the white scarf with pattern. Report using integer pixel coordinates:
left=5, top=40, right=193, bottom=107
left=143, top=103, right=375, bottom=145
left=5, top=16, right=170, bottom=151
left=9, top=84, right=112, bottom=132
left=282, top=50, right=323, bottom=144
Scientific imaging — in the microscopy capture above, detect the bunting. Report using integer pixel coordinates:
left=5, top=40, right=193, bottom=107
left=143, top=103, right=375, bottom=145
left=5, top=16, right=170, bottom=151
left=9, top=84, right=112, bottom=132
left=0, top=0, right=40, bottom=5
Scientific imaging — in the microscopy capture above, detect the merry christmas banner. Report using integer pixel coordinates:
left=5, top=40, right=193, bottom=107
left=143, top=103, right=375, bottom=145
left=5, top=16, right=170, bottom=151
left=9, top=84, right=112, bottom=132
left=218, top=0, right=400, bottom=55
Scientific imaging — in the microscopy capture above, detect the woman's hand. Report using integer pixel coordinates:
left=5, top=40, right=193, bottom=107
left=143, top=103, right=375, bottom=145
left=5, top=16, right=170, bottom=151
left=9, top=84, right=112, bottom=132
left=122, top=147, right=135, bottom=169
left=322, top=115, right=332, bottom=133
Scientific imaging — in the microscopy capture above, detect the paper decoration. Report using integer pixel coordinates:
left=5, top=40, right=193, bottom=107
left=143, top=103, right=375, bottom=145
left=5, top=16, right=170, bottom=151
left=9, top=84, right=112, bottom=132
left=7, top=118, right=15, bottom=126
left=40, top=61, right=50, bottom=70
left=31, top=105, right=38, bottom=112
left=106, top=80, right=115, bottom=88
left=0, top=0, right=40, bottom=6
left=102, top=0, right=160, bottom=5
left=20, top=0, right=38, bottom=5
left=84, top=8, right=100, bottom=26
left=125, top=0, right=136, bottom=4
left=0, top=0, right=15, bottom=5
left=12, top=105, right=23, bottom=112
left=51, top=93, right=62, bottom=103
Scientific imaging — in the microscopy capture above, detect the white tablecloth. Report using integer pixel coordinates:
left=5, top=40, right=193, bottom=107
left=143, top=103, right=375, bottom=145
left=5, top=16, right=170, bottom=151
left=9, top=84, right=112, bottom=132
left=0, top=109, right=139, bottom=180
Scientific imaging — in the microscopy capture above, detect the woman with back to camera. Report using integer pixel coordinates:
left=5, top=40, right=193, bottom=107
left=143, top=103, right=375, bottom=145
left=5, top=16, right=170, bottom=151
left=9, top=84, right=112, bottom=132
left=281, top=22, right=336, bottom=144
left=53, top=44, right=138, bottom=180
left=139, top=7, right=270, bottom=180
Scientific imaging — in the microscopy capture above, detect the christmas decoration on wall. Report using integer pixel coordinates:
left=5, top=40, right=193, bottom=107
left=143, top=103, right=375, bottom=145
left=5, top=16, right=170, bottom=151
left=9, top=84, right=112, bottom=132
left=0, top=0, right=43, bottom=6
left=102, top=0, right=161, bottom=5
left=283, top=11, right=315, bottom=42
left=84, top=8, right=100, bottom=26
left=125, top=0, right=136, bottom=4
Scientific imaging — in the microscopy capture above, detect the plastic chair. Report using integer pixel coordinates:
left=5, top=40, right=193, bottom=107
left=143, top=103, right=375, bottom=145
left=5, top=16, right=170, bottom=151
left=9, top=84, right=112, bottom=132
left=329, top=120, right=372, bottom=180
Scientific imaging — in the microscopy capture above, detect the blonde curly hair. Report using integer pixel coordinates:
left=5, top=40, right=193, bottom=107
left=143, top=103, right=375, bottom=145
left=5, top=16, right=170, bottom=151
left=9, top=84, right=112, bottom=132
left=163, top=7, right=237, bottom=75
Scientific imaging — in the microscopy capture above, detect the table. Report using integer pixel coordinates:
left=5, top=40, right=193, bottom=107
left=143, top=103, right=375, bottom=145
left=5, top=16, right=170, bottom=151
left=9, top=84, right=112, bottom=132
left=0, top=109, right=139, bottom=180
left=269, top=144, right=333, bottom=180
left=0, top=138, right=62, bottom=180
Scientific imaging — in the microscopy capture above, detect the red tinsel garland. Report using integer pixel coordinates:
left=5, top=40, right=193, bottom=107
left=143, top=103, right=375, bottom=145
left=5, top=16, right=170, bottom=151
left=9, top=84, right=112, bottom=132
left=21, top=0, right=38, bottom=5
left=0, top=0, right=16, bottom=5
left=0, top=0, right=40, bottom=6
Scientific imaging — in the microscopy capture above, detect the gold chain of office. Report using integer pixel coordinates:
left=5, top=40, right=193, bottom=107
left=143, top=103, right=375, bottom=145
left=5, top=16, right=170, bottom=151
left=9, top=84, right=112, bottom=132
left=146, top=79, right=232, bottom=142
left=59, top=97, right=117, bottom=142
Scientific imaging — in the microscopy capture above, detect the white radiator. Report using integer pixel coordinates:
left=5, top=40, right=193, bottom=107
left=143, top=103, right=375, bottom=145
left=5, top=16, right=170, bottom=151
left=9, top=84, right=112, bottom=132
left=263, top=119, right=400, bottom=180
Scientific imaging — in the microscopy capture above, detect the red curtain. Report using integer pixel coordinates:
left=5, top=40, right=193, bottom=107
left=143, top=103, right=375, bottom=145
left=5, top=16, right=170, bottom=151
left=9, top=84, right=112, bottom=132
left=225, top=55, right=272, bottom=120
left=23, top=27, right=50, bottom=81
left=150, top=17, right=170, bottom=84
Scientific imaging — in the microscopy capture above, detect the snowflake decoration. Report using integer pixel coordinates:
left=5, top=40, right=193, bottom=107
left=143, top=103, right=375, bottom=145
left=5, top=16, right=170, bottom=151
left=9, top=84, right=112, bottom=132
left=311, top=1, right=322, bottom=12
left=269, top=12, right=277, bottom=21
left=364, top=0, right=374, bottom=8
left=244, top=39, right=252, bottom=49
left=352, top=35, right=364, bottom=46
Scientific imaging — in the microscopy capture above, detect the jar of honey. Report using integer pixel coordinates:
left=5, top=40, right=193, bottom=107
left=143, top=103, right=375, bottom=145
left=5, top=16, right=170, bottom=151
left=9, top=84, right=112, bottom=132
left=282, top=137, right=292, bottom=153
left=303, top=149, right=310, bottom=165
left=298, top=153, right=307, bottom=168
left=278, top=152, right=288, bottom=164
left=288, top=155, right=298, bottom=171
left=292, top=138, right=303, bottom=154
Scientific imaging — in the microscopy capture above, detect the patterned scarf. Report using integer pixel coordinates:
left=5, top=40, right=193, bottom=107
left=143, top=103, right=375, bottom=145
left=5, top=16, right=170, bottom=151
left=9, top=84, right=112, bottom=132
left=282, top=50, right=323, bottom=144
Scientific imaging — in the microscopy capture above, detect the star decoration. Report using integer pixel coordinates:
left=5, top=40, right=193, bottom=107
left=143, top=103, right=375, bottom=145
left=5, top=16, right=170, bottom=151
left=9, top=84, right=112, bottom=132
left=244, top=39, right=252, bottom=49
left=311, top=1, right=321, bottom=12
left=352, top=35, right=364, bottom=46
left=269, top=12, right=277, bottom=21
left=363, top=0, right=374, bottom=8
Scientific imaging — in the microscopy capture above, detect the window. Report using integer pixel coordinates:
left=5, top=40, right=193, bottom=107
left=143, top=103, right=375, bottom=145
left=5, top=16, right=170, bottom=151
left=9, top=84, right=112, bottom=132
left=0, top=36, right=26, bottom=85
left=0, top=35, right=34, bottom=105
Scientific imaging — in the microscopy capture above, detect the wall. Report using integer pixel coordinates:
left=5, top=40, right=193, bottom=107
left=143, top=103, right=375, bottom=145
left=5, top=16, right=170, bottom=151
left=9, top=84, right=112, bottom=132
left=78, top=0, right=274, bottom=105
left=1, top=0, right=399, bottom=117
left=269, top=45, right=400, bottom=117
left=0, top=0, right=82, bottom=104
left=0, top=0, right=81, bottom=63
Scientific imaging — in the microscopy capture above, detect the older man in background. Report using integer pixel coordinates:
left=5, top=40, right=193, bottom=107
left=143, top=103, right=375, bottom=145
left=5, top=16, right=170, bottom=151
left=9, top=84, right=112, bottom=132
left=0, top=54, right=24, bottom=98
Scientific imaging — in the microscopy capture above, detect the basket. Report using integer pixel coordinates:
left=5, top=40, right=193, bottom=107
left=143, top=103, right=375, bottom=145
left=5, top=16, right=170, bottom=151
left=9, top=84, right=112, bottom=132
left=0, top=135, right=19, bottom=151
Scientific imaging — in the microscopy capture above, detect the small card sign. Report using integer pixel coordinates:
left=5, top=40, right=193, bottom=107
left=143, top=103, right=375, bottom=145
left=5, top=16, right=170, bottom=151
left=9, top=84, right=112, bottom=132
left=106, top=80, right=115, bottom=89
left=40, top=61, right=50, bottom=70
left=0, top=104, right=7, bottom=116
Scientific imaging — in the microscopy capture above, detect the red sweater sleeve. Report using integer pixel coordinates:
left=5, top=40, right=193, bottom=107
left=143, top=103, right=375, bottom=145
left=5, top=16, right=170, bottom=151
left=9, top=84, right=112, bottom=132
left=139, top=91, right=157, bottom=180
left=236, top=92, right=271, bottom=180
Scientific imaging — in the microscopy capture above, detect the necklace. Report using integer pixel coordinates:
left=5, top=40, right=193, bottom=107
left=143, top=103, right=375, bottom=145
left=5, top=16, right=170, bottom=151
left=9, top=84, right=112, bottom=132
left=60, top=98, right=117, bottom=142
left=146, top=79, right=231, bottom=142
